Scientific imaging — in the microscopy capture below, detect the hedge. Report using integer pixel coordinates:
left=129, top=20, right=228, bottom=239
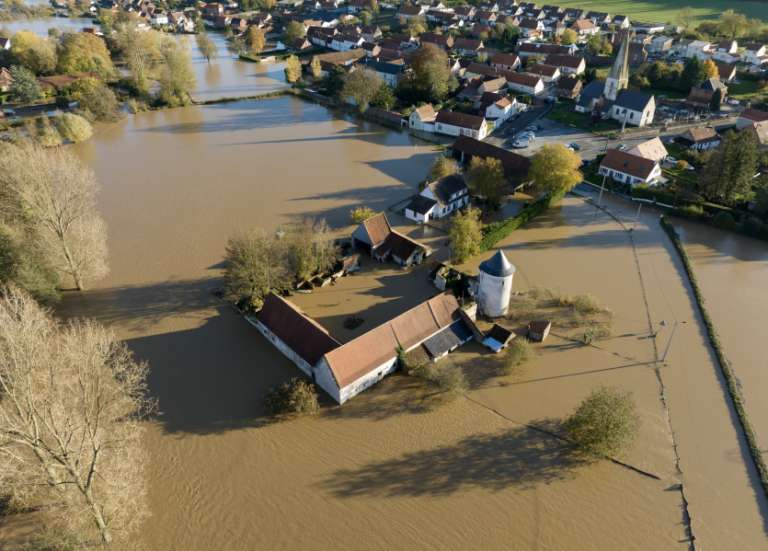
left=660, top=216, right=768, bottom=501
left=480, top=190, right=564, bottom=251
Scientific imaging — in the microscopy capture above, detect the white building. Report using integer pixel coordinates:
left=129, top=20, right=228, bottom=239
left=627, top=137, right=668, bottom=162
left=409, top=104, right=437, bottom=132
left=435, top=110, right=489, bottom=140
left=599, top=149, right=662, bottom=186
left=743, top=43, right=767, bottom=66
left=681, top=40, right=713, bottom=60
left=485, top=95, right=523, bottom=122
left=405, top=174, right=470, bottom=223
left=477, top=250, right=515, bottom=318
left=505, top=72, right=545, bottom=96
left=609, top=90, right=656, bottom=127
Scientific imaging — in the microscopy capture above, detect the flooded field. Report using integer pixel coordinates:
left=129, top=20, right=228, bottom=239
left=0, top=19, right=285, bottom=101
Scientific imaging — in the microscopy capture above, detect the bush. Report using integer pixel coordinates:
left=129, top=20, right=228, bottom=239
left=558, top=293, right=602, bottom=315
left=54, top=113, right=93, bottom=143
left=713, top=211, right=737, bottom=230
left=428, top=363, right=467, bottom=397
left=679, top=204, right=705, bottom=220
left=564, top=386, right=640, bottom=458
left=502, top=337, right=530, bottom=374
left=349, top=206, right=376, bottom=224
left=264, top=378, right=320, bottom=416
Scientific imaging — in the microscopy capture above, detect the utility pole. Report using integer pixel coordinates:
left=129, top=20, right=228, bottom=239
left=661, top=320, right=679, bottom=363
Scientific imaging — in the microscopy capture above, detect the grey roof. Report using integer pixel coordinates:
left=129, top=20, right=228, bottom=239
left=479, top=250, right=515, bottom=277
left=422, top=320, right=473, bottom=358
left=614, top=89, right=653, bottom=111
left=431, top=174, right=468, bottom=203
left=406, top=194, right=437, bottom=215
left=577, top=79, right=605, bottom=108
left=361, top=58, right=404, bottom=76
left=700, top=78, right=727, bottom=92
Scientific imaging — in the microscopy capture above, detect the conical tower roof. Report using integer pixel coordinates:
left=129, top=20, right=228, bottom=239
left=608, top=31, right=630, bottom=85
left=479, top=250, right=516, bottom=278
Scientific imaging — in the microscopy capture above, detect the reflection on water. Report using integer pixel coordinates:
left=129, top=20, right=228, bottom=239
left=0, top=19, right=286, bottom=101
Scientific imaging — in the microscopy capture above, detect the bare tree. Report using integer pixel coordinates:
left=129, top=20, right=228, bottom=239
left=0, top=143, right=109, bottom=291
left=0, top=285, right=155, bottom=546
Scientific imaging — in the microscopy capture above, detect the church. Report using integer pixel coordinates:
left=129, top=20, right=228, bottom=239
left=575, top=32, right=656, bottom=128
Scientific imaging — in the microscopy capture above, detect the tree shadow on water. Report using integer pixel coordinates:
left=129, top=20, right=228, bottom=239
left=320, top=420, right=588, bottom=498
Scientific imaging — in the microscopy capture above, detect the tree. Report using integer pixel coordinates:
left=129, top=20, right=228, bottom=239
left=98, top=7, right=115, bottom=34
left=0, top=285, right=154, bottom=546
left=57, top=32, right=115, bottom=79
left=466, top=157, right=505, bottom=209
left=586, top=34, right=611, bottom=56
left=157, top=37, right=196, bottom=106
left=564, top=386, right=640, bottom=457
left=350, top=206, right=376, bottom=224
left=702, top=58, right=718, bottom=79
left=0, top=224, right=59, bottom=304
left=449, top=207, right=482, bottom=263
left=10, top=31, right=57, bottom=74
left=8, top=65, right=41, bottom=102
left=341, top=67, right=382, bottom=112
left=404, top=43, right=453, bottom=102
left=196, top=32, right=218, bottom=63
left=310, top=55, right=322, bottom=79
left=681, top=57, right=707, bottom=90
left=709, top=87, right=723, bottom=111
left=115, top=25, right=161, bottom=95
left=676, top=7, right=696, bottom=30
left=33, top=116, right=62, bottom=147
left=406, top=16, right=426, bottom=36
left=700, top=130, right=758, bottom=204
left=718, top=9, right=748, bottom=39
left=224, top=229, right=291, bottom=310
left=69, top=77, right=121, bottom=122
left=54, top=112, right=93, bottom=143
left=283, top=20, right=306, bottom=44
left=284, top=218, right=339, bottom=283
left=528, top=144, right=582, bottom=197
left=0, top=144, right=109, bottom=291
left=359, top=10, right=373, bottom=26
left=502, top=337, right=530, bottom=375
left=284, top=54, right=301, bottom=83
left=560, top=28, right=577, bottom=46
left=428, top=156, right=459, bottom=181
left=371, top=83, right=396, bottom=110
left=368, top=0, right=379, bottom=14
left=264, top=378, right=319, bottom=416
left=245, top=26, right=266, bottom=55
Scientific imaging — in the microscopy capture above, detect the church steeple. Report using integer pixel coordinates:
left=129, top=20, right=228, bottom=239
left=604, top=31, right=630, bottom=101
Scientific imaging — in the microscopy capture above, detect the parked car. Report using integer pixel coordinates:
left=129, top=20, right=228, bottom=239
left=568, top=142, right=581, bottom=151
left=512, top=137, right=530, bottom=148
left=617, top=143, right=627, bottom=151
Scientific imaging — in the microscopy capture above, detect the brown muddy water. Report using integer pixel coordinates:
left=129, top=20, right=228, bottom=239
left=3, top=93, right=768, bottom=548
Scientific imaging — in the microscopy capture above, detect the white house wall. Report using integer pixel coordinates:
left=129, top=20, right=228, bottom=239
left=249, top=318, right=315, bottom=377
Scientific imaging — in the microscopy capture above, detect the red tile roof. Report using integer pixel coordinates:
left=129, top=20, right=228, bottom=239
left=600, top=149, right=657, bottom=179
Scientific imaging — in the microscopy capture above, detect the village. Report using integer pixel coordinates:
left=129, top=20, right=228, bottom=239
left=2, top=0, right=768, bottom=549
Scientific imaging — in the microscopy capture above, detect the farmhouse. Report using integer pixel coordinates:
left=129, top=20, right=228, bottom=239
left=599, top=149, right=661, bottom=186
left=352, top=212, right=428, bottom=266
left=405, top=174, right=470, bottom=223
left=677, top=127, right=722, bottom=151
left=505, top=72, right=544, bottom=96
left=409, top=103, right=437, bottom=132
left=543, top=53, right=585, bottom=75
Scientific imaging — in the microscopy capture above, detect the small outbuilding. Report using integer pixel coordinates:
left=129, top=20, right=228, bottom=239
left=527, top=320, right=552, bottom=342
left=482, top=324, right=515, bottom=353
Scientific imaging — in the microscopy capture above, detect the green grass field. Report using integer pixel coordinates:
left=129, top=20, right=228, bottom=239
left=553, top=0, right=768, bottom=24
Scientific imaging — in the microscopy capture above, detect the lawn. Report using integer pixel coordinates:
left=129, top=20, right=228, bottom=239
left=553, top=0, right=768, bottom=23
left=547, top=101, right=620, bottom=133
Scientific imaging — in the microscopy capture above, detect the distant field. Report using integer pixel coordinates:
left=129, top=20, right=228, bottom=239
left=553, top=0, right=768, bottom=24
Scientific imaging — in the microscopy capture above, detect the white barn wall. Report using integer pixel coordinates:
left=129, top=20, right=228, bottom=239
left=248, top=318, right=314, bottom=376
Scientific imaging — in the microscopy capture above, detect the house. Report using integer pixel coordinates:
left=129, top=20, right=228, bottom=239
left=713, top=61, right=737, bottom=83
left=527, top=63, right=560, bottom=82
left=485, top=95, right=521, bottom=122
left=310, top=49, right=365, bottom=75
left=505, top=72, right=544, bottom=96
left=314, top=293, right=473, bottom=403
left=517, top=42, right=574, bottom=58
left=677, top=127, right=722, bottom=151
left=518, top=17, right=544, bottom=37
left=451, top=135, right=531, bottom=182
left=482, top=324, right=515, bottom=353
left=609, top=90, right=655, bottom=127
left=648, top=35, right=673, bottom=54
left=0, top=37, right=10, bottom=51
left=556, top=75, right=582, bottom=99
left=419, top=32, right=454, bottom=49
left=627, top=137, right=668, bottom=162
left=435, top=110, right=489, bottom=140
left=736, top=108, right=768, bottom=130
left=454, top=37, right=484, bottom=56
left=202, top=2, right=224, bottom=18
left=682, top=40, right=712, bottom=60
left=612, top=14, right=630, bottom=29
left=454, top=5, right=476, bottom=21
left=586, top=11, right=611, bottom=25
left=463, top=62, right=500, bottom=79
left=477, top=10, right=497, bottom=26
left=359, top=58, right=404, bottom=87
left=743, top=43, right=767, bottom=66
left=477, top=76, right=507, bottom=94
left=252, top=293, right=341, bottom=378
left=352, top=212, right=428, bottom=266
left=570, top=18, right=597, bottom=36
left=409, top=103, right=437, bottom=132
left=543, top=53, right=585, bottom=75
left=360, top=25, right=382, bottom=42
left=0, top=67, right=12, bottom=93
left=398, top=4, right=426, bottom=19
left=330, top=29, right=365, bottom=51
left=291, top=37, right=313, bottom=51
left=687, top=78, right=727, bottom=109
left=489, top=53, right=520, bottom=72
left=405, top=174, right=470, bottom=223
left=599, top=149, right=662, bottom=186
left=575, top=78, right=605, bottom=113
left=169, top=11, right=195, bottom=33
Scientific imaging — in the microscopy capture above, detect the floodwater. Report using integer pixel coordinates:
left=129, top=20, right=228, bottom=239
left=0, top=18, right=286, bottom=101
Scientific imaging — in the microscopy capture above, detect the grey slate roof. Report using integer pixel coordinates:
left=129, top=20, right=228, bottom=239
left=422, top=320, right=473, bottom=358
left=479, top=250, right=516, bottom=277
left=406, top=194, right=437, bottom=215
left=614, top=90, right=653, bottom=112
left=431, top=174, right=468, bottom=204
left=577, top=79, right=604, bottom=109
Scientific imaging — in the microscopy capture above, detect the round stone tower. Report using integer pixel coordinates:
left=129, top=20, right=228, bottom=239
left=477, top=250, right=515, bottom=318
